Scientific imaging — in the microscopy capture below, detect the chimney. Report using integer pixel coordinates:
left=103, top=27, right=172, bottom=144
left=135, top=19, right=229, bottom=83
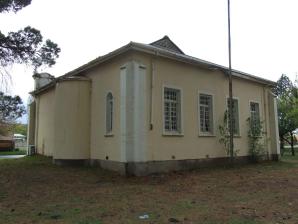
left=32, top=73, right=55, bottom=90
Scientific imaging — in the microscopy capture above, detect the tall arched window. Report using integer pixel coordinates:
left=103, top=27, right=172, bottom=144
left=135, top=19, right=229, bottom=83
left=106, top=92, right=113, bottom=134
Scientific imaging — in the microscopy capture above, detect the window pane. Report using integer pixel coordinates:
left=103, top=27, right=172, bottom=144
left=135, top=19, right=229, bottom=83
left=250, top=102, right=260, bottom=129
left=106, top=93, right=113, bottom=133
left=199, top=94, right=213, bottom=133
left=164, top=88, right=181, bottom=133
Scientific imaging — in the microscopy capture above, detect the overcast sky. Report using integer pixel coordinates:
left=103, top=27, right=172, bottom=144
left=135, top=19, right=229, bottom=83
left=1, top=0, right=298, bottom=123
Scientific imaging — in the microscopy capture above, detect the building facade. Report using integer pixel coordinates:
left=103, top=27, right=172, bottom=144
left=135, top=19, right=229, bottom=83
left=27, top=36, right=280, bottom=175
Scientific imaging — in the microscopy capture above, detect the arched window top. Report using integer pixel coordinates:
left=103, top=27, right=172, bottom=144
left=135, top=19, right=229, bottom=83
left=107, top=92, right=113, bottom=101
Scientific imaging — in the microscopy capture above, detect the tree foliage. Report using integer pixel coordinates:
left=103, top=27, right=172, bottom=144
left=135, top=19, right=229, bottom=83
left=273, top=74, right=293, bottom=97
left=246, top=117, right=265, bottom=161
left=0, top=0, right=31, bottom=13
left=0, top=91, right=25, bottom=136
left=14, top=123, right=27, bottom=136
left=218, top=110, right=239, bottom=157
left=278, top=97, right=298, bottom=137
left=0, top=0, right=60, bottom=71
left=274, top=75, right=298, bottom=155
left=0, top=91, right=25, bottom=122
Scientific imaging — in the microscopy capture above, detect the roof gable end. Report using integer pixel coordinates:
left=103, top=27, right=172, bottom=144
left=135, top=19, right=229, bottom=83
left=150, top=35, right=184, bottom=55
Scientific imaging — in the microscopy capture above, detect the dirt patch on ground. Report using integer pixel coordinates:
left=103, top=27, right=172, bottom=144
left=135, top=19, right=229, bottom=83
left=0, top=155, right=298, bottom=224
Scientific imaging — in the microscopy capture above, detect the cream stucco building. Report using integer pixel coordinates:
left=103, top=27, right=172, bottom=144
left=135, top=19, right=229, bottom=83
left=27, top=36, right=280, bottom=175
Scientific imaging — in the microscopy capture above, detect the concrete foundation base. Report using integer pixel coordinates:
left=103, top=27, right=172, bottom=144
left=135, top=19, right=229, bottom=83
left=124, top=156, right=249, bottom=176
left=53, top=154, right=280, bottom=176
left=90, top=159, right=127, bottom=175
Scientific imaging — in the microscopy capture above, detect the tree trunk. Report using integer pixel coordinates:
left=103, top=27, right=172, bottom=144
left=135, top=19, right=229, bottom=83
left=291, top=132, right=295, bottom=156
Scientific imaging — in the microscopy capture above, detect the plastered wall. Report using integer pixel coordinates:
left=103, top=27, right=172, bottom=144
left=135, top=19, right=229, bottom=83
left=132, top=52, right=273, bottom=161
left=88, top=54, right=135, bottom=161
left=36, top=89, right=55, bottom=156
left=34, top=50, right=278, bottom=163
left=53, top=80, right=90, bottom=159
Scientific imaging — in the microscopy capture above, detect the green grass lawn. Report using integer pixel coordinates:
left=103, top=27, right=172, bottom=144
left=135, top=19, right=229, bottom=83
left=0, top=149, right=27, bottom=155
left=281, top=145, right=298, bottom=160
left=0, top=146, right=27, bottom=155
left=0, top=155, right=297, bottom=224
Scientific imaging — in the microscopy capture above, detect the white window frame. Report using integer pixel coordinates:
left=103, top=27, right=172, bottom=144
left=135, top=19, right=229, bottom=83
left=162, top=85, right=183, bottom=136
left=249, top=100, right=261, bottom=132
left=198, top=90, right=215, bottom=137
left=105, top=91, right=114, bottom=137
left=225, top=96, right=241, bottom=137
left=249, top=100, right=261, bottom=120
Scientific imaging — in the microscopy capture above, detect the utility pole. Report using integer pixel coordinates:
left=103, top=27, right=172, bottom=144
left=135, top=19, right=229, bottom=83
left=227, top=0, right=234, bottom=162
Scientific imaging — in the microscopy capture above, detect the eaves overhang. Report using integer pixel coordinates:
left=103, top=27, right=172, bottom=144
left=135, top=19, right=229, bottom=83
left=31, top=41, right=276, bottom=96
left=130, top=42, right=276, bottom=87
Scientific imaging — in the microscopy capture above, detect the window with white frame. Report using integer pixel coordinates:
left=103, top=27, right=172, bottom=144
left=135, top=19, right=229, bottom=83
left=106, top=92, right=113, bottom=134
left=250, top=102, right=260, bottom=127
left=227, top=98, right=240, bottom=135
left=163, top=87, right=181, bottom=133
left=199, top=93, right=213, bottom=134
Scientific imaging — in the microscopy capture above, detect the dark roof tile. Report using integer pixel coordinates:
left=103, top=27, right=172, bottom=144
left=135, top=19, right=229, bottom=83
left=150, top=35, right=184, bottom=54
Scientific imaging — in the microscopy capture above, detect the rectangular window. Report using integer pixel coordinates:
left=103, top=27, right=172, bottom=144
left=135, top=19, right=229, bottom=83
left=164, top=87, right=181, bottom=133
left=199, top=94, right=213, bottom=134
left=250, top=102, right=260, bottom=127
left=227, top=98, right=240, bottom=135
left=106, top=93, right=113, bottom=134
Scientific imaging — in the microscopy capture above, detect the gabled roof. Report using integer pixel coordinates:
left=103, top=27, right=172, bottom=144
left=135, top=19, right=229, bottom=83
left=31, top=36, right=276, bottom=96
left=150, top=35, right=185, bottom=54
